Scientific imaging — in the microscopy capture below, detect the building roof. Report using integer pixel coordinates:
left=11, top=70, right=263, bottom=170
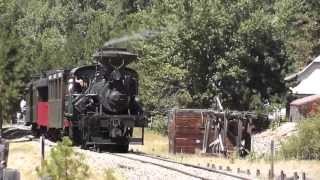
left=290, top=94, right=320, bottom=106
left=291, top=68, right=320, bottom=94
left=285, top=55, right=320, bottom=81
left=314, top=55, right=320, bottom=62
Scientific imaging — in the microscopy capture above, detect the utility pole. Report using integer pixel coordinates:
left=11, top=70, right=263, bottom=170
left=0, top=87, right=3, bottom=138
left=0, top=106, right=2, bottom=138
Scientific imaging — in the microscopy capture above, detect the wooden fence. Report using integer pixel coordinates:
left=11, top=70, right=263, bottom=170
left=197, top=162, right=307, bottom=180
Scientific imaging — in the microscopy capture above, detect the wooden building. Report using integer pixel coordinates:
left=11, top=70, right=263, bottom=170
left=168, top=109, right=262, bottom=155
left=289, top=95, right=320, bottom=122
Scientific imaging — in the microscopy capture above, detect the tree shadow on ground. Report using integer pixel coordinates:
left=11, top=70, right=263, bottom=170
left=2, top=127, right=32, bottom=140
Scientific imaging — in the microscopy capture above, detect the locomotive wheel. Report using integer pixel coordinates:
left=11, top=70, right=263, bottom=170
left=47, top=129, right=60, bottom=141
left=63, top=127, right=69, bottom=137
left=80, top=128, right=88, bottom=150
left=69, top=126, right=81, bottom=145
left=80, top=137, right=87, bottom=149
left=79, top=116, right=89, bottom=149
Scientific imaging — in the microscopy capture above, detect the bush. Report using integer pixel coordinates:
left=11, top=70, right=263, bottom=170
left=280, top=114, right=320, bottom=160
left=36, top=137, right=89, bottom=180
left=176, top=89, right=192, bottom=108
left=150, top=113, right=168, bottom=135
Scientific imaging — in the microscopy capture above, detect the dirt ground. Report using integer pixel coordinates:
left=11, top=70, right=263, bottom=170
left=130, top=130, right=320, bottom=179
left=6, top=129, right=320, bottom=180
left=7, top=141, right=41, bottom=180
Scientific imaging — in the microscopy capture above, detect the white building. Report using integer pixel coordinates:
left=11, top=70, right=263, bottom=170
left=286, top=55, right=320, bottom=95
left=285, top=55, right=320, bottom=121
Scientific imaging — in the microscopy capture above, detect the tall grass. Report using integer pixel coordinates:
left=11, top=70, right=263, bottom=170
left=280, top=114, right=320, bottom=160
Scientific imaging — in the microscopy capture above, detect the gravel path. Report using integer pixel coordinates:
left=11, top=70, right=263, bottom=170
left=251, top=122, right=297, bottom=154
left=80, top=149, right=252, bottom=180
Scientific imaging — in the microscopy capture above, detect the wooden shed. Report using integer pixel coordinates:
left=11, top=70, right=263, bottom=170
left=168, top=109, right=209, bottom=154
left=289, top=95, right=320, bottom=122
left=168, top=109, right=255, bottom=155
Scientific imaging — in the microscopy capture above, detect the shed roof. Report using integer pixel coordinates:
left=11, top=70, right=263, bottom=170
left=285, top=55, right=320, bottom=81
left=291, top=68, right=320, bottom=94
left=290, top=95, right=320, bottom=106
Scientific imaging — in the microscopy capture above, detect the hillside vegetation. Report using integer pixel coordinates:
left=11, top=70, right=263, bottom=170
left=1, top=0, right=320, bottom=123
left=281, top=113, right=320, bottom=160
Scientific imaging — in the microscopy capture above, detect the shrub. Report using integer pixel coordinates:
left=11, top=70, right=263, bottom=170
left=150, top=113, right=168, bottom=135
left=36, top=137, right=89, bottom=180
left=280, top=114, right=320, bottom=160
left=176, top=89, right=192, bottom=108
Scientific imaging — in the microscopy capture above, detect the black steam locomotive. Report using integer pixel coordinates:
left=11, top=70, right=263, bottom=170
left=25, top=47, right=147, bottom=152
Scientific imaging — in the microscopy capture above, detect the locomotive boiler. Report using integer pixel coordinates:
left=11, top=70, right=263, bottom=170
left=25, top=47, right=148, bottom=152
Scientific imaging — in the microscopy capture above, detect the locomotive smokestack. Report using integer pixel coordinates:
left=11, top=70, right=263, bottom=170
left=103, top=30, right=160, bottom=47
left=92, top=47, right=137, bottom=68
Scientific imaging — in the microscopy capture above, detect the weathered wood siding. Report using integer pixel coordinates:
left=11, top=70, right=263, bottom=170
left=168, top=109, right=215, bottom=154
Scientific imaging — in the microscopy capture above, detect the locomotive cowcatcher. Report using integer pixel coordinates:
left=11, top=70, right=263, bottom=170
left=25, top=47, right=148, bottom=152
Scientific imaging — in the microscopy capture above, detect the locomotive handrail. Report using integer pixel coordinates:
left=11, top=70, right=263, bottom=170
left=71, top=93, right=97, bottom=96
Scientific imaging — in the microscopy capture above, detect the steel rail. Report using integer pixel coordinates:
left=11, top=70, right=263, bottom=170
left=130, top=152, right=251, bottom=180
left=105, top=152, right=251, bottom=180
left=106, top=152, right=210, bottom=180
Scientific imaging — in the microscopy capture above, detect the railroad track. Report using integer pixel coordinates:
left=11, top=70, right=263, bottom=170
left=30, top=135, right=253, bottom=180
left=3, top=126, right=252, bottom=180
left=105, top=151, right=252, bottom=180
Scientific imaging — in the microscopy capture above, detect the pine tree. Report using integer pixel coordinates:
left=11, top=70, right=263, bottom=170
left=36, top=137, right=89, bottom=180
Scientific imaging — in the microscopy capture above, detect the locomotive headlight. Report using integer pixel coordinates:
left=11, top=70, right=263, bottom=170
left=134, top=96, right=140, bottom=103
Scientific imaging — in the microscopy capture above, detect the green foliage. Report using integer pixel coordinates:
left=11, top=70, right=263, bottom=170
left=1, top=0, right=320, bottom=127
left=36, top=137, right=89, bottom=180
left=176, top=89, right=192, bottom=108
left=269, top=119, right=281, bottom=130
left=280, top=114, right=320, bottom=160
left=131, top=0, right=294, bottom=110
left=246, top=151, right=261, bottom=162
left=150, top=113, right=168, bottom=135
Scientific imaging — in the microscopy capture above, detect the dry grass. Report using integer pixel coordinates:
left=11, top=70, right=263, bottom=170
left=130, top=128, right=168, bottom=155
left=87, top=167, right=124, bottom=180
left=7, top=141, right=41, bottom=180
left=7, top=141, right=124, bottom=180
left=7, top=130, right=320, bottom=179
left=131, top=129, right=320, bottom=179
left=166, top=155, right=320, bottom=179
